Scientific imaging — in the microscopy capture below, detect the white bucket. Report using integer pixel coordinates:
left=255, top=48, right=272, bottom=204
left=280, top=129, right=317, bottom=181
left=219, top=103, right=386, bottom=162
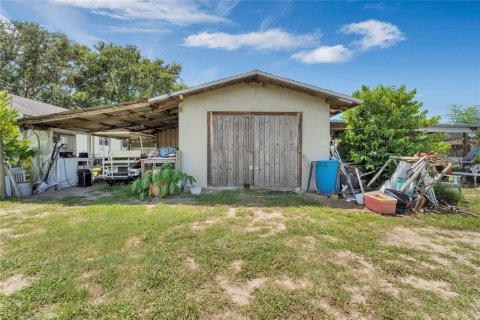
left=355, top=193, right=364, bottom=205
left=190, top=187, right=202, bottom=195
left=17, top=182, right=33, bottom=197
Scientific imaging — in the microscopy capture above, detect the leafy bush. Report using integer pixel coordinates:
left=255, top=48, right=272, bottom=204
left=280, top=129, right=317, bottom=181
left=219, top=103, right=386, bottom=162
left=131, top=164, right=196, bottom=200
left=434, top=184, right=463, bottom=205
left=474, top=153, right=480, bottom=164
left=341, top=85, right=449, bottom=171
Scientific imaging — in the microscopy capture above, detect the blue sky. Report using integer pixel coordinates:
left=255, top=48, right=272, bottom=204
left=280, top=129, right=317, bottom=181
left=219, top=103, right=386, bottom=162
left=1, top=0, right=479, bottom=120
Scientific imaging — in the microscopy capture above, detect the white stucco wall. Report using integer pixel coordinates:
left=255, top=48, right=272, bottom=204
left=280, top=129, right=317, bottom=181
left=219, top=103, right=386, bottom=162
left=179, top=83, right=331, bottom=190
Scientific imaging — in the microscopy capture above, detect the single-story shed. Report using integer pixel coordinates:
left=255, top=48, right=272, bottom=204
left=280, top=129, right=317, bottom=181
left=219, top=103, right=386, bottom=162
left=18, top=70, right=362, bottom=189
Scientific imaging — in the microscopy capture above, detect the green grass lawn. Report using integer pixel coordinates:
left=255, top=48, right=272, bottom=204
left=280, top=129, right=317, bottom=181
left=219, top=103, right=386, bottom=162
left=1, top=187, right=479, bottom=319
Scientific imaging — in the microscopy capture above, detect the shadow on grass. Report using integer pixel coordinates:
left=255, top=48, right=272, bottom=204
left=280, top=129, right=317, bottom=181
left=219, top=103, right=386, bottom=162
left=19, top=184, right=355, bottom=209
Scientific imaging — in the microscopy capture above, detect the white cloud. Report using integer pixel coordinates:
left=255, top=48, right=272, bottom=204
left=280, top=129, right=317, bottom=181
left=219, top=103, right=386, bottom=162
left=363, top=2, right=400, bottom=13
left=341, top=19, right=405, bottom=51
left=292, top=45, right=353, bottom=64
left=0, top=13, right=9, bottom=23
left=49, top=0, right=237, bottom=25
left=184, top=28, right=319, bottom=51
left=102, top=25, right=168, bottom=34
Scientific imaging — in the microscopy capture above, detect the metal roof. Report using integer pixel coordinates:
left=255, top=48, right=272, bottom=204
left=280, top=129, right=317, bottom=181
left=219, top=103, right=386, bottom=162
left=423, top=123, right=480, bottom=134
left=18, top=70, right=361, bottom=134
left=330, top=119, right=480, bottom=134
left=9, top=94, right=67, bottom=117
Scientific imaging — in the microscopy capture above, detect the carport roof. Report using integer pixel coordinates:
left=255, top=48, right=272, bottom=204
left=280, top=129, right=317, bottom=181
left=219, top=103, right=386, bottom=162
left=18, top=70, right=362, bottom=134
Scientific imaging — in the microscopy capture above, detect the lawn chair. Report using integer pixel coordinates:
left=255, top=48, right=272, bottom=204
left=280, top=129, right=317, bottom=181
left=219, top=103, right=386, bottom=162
left=471, top=164, right=479, bottom=188
left=439, top=174, right=462, bottom=193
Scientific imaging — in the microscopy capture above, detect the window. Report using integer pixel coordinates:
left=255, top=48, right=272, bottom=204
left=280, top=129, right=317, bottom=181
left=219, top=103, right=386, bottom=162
left=99, top=137, right=109, bottom=146
left=54, top=133, right=76, bottom=152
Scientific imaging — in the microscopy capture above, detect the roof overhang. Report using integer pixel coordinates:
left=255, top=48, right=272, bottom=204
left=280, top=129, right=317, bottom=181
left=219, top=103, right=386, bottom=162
left=17, top=70, right=361, bottom=134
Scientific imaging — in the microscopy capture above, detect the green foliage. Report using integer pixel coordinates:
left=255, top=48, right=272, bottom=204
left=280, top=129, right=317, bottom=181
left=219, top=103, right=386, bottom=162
left=341, top=85, right=450, bottom=171
left=433, top=184, right=463, bottom=205
left=71, top=42, right=184, bottom=108
left=0, top=20, right=185, bottom=109
left=131, top=164, right=196, bottom=200
left=474, top=153, right=480, bottom=164
left=447, top=104, right=480, bottom=142
left=447, top=105, right=480, bottom=124
left=0, top=91, right=33, bottom=165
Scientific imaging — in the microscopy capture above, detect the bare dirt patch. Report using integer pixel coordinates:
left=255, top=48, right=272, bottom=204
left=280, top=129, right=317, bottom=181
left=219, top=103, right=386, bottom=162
left=286, top=235, right=316, bottom=252
left=78, top=271, right=109, bottom=305
left=275, top=277, right=310, bottom=290
left=79, top=270, right=97, bottom=280
left=34, top=304, right=58, bottom=320
left=400, top=276, right=458, bottom=299
left=0, top=205, right=44, bottom=217
left=124, top=235, right=142, bottom=248
left=0, top=274, right=32, bottom=296
left=0, top=227, right=45, bottom=238
left=0, top=228, right=14, bottom=235
left=145, top=204, right=155, bottom=213
left=217, top=275, right=268, bottom=306
left=83, top=281, right=109, bottom=305
left=186, top=257, right=200, bottom=270
left=191, top=217, right=223, bottom=231
left=201, top=309, right=245, bottom=320
left=226, top=207, right=237, bottom=218
left=314, top=298, right=367, bottom=320
left=336, top=250, right=400, bottom=301
left=387, top=226, right=480, bottom=267
left=230, top=260, right=244, bottom=273
left=320, top=234, right=340, bottom=243
left=242, top=209, right=287, bottom=237
left=253, top=209, right=283, bottom=220
left=30, top=212, right=53, bottom=219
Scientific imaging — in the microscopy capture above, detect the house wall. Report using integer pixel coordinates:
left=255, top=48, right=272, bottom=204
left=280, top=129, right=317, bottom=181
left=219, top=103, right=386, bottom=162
left=179, top=83, right=331, bottom=190
left=157, top=128, right=179, bottom=148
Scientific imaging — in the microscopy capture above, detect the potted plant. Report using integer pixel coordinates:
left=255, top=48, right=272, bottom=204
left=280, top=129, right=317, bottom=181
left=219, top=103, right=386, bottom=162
left=131, top=164, right=196, bottom=200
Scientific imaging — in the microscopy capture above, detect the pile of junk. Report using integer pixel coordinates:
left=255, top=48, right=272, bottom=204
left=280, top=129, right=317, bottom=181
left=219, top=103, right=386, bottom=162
left=307, top=142, right=477, bottom=217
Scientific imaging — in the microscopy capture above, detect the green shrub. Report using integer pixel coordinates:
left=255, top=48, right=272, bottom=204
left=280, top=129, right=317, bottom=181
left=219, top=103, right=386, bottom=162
left=434, top=184, right=463, bottom=205
left=131, top=164, right=196, bottom=200
left=474, top=153, right=480, bottom=164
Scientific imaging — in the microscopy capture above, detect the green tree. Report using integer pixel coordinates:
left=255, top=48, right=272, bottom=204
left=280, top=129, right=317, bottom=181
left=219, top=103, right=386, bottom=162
left=0, top=20, right=185, bottom=109
left=447, top=105, right=479, bottom=142
left=0, top=20, right=82, bottom=107
left=447, top=105, right=480, bottom=124
left=341, top=85, right=449, bottom=171
left=72, top=42, right=183, bottom=108
left=0, top=91, right=32, bottom=199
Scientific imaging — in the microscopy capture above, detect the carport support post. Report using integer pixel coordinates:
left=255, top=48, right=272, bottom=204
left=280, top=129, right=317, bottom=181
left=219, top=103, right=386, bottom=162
left=462, top=133, right=468, bottom=157
left=0, top=131, right=6, bottom=200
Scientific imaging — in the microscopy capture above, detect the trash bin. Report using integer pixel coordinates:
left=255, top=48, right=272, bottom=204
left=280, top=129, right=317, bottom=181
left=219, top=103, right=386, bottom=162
left=78, top=169, right=92, bottom=188
left=315, top=160, right=340, bottom=195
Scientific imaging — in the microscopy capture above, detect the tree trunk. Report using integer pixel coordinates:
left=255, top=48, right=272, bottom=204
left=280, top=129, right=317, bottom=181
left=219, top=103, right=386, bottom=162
left=0, top=131, right=6, bottom=200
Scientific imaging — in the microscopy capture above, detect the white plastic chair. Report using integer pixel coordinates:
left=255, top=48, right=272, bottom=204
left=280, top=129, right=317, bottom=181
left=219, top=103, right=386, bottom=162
left=9, top=167, right=26, bottom=183
left=440, top=175, right=462, bottom=193
left=471, top=164, right=480, bottom=188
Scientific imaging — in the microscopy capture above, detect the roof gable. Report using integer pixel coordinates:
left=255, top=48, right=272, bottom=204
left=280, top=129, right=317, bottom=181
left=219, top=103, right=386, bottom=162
left=149, top=70, right=361, bottom=115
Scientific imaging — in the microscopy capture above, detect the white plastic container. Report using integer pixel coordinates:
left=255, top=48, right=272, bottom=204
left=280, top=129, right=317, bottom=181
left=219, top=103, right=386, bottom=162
left=17, top=182, right=33, bottom=197
left=190, top=187, right=202, bottom=195
left=355, top=193, right=364, bottom=205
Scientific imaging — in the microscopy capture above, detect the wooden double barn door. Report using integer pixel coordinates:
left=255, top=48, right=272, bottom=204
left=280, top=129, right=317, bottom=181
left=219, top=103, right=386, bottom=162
left=208, top=112, right=302, bottom=187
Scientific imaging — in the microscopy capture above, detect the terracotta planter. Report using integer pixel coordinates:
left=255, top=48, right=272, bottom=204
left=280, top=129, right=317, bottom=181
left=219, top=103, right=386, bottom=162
left=151, top=185, right=160, bottom=196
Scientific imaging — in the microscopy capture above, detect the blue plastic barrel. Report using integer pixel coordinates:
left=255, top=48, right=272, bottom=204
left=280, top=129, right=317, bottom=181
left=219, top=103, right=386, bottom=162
left=315, top=160, right=340, bottom=194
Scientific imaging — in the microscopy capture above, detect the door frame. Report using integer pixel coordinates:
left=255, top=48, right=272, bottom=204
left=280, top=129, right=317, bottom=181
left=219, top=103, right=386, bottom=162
left=207, top=111, right=302, bottom=187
